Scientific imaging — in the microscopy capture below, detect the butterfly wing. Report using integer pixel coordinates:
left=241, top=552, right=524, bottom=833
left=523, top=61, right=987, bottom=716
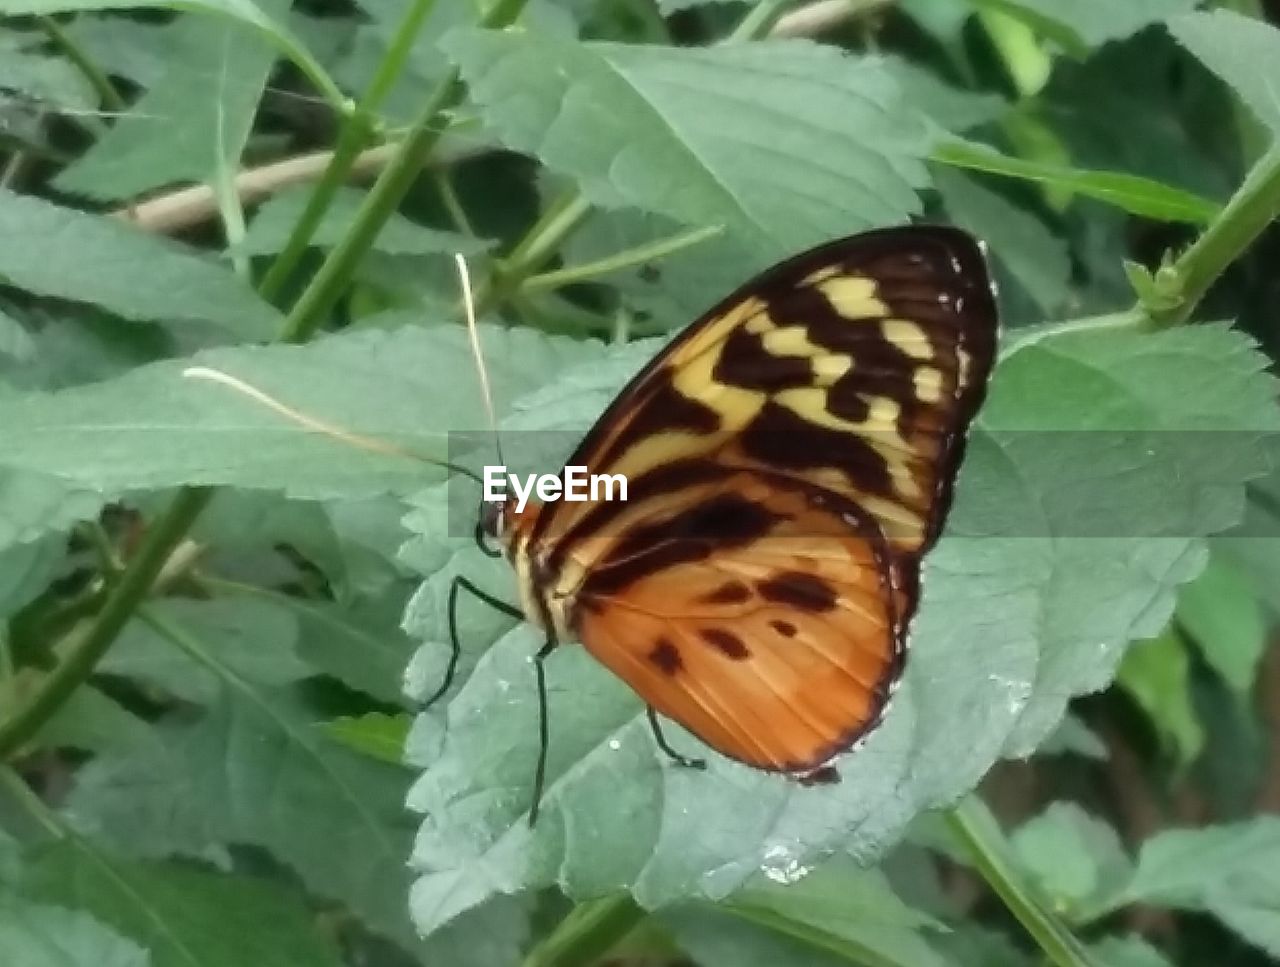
left=527, top=225, right=997, bottom=584
left=569, top=469, right=904, bottom=771
left=512, top=225, right=997, bottom=768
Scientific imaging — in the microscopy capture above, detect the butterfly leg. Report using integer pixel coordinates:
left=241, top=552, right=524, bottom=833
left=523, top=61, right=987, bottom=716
left=646, top=706, right=707, bottom=771
left=427, top=575, right=523, bottom=709
left=529, top=633, right=558, bottom=828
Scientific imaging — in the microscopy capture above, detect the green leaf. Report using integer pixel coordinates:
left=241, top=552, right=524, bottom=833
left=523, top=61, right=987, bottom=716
left=18, top=840, right=345, bottom=967
left=0, top=324, right=606, bottom=547
left=0, top=49, right=96, bottom=118
left=661, top=904, right=876, bottom=967
left=931, top=165, right=1070, bottom=316
left=1091, top=936, right=1175, bottom=967
left=36, top=687, right=159, bottom=757
left=0, top=308, right=36, bottom=362
left=1168, top=10, right=1280, bottom=138
left=1036, top=713, right=1108, bottom=761
left=0, top=189, right=281, bottom=339
left=322, top=711, right=411, bottom=765
left=405, top=322, right=1280, bottom=934
left=933, top=926, right=1030, bottom=967
left=441, top=30, right=930, bottom=262
left=1116, top=629, right=1203, bottom=767
left=978, top=0, right=1197, bottom=50
left=933, top=137, right=1220, bottom=224
left=237, top=185, right=493, bottom=257
left=288, top=591, right=417, bottom=704
left=1, top=0, right=339, bottom=108
left=727, top=858, right=948, bottom=967
left=54, top=0, right=288, bottom=201
left=101, top=597, right=311, bottom=705
left=1112, top=818, right=1280, bottom=909
left=0, top=533, right=63, bottom=618
left=1012, top=803, right=1131, bottom=915
left=882, top=56, right=1008, bottom=134
left=67, top=685, right=419, bottom=947
left=1102, top=819, right=1280, bottom=956
left=0, top=899, right=149, bottom=967
left=1176, top=552, right=1266, bottom=693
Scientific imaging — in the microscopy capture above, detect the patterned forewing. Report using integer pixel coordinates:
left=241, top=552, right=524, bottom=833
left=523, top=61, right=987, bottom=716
left=528, top=226, right=998, bottom=588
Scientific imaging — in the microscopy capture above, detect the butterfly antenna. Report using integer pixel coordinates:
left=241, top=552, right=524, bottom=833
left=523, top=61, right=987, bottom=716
left=182, top=366, right=483, bottom=484
left=454, top=253, right=506, bottom=469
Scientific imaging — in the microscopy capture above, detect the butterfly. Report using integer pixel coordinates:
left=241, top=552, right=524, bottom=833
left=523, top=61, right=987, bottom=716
left=438, top=225, right=999, bottom=824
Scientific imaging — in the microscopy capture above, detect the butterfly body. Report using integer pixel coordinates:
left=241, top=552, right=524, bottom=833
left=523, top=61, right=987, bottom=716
left=478, top=225, right=998, bottom=788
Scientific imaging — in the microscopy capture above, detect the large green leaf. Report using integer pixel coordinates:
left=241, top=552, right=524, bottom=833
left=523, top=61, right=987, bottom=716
left=1168, top=10, right=1280, bottom=139
left=101, top=598, right=311, bottom=705
left=0, top=189, right=281, bottom=339
left=0, top=899, right=149, bottom=967
left=18, top=840, right=344, bottom=967
left=66, top=684, right=418, bottom=948
left=54, top=0, right=288, bottom=200
left=0, top=0, right=336, bottom=105
left=0, top=324, right=605, bottom=548
left=1116, top=629, right=1203, bottom=767
left=1175, top=552, right=1266, bottom=693
left=441, top=30, right=931, bottom=263
left=402, top=321, right=1279, bottom=934
left=1011, top=803, right=1131, bottom=915
left=1098, top=818, right=1280, bottom=956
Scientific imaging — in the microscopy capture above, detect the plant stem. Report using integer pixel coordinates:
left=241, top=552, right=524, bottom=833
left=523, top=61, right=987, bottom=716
left=275, top=71, right=464, bottom=342
left=729, top=0, right=791, bottom=41
left=38, top=16, right=126, bottom=114
left=0, top=487, right=214, bottom=759
left=470, top=192, right=593, bottom=317
left=947, top=796, right=1100, bottom=967
left=521, top=894, right=646, bottom=967
left=257, top=0, right=441, bottom=301
left=1153, top=143, right=1280, bottom=327
left=521, top=223, right=724, bottom=294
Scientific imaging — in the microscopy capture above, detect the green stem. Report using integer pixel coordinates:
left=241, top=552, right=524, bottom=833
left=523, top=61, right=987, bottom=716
left=0, top=487, right=214, bottom=760
left=471, top=192, right=593, bottom=317
left=520, top=223, right=724, bottom=294
left=521, top=895, right=646, bottom=967
left=38, top=15, right=126, bottom=114
left=946, top=796, right=1100, bottom=967
left=1152, top=144, right=1280, bottom=327
left=729, top=0, right=791, bottom=41
left=276, top=71, right=464, bottom=342
left=256, top=0, right=441, bottom=302
left=434, top=169, right=476, bottom=236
